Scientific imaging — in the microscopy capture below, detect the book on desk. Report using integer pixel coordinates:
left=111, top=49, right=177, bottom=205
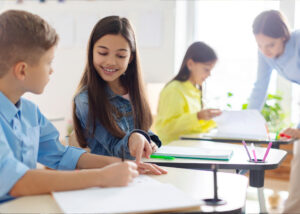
left=153, top=146, right=233, bottom=161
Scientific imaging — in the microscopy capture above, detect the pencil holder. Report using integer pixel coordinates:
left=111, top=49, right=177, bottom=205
left=248, top=158, right=265, bottom=163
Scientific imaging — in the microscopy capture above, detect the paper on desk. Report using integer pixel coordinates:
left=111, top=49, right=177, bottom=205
left=52, top=175, right=201, bottom=213
left=205, top=109, right=268, bottom=140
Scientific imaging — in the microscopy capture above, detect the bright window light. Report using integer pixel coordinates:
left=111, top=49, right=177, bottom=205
left=194, top=0, right=279, bottom=110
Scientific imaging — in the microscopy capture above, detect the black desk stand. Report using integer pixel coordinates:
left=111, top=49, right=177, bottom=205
left=203, top=164, right=226, bottom=206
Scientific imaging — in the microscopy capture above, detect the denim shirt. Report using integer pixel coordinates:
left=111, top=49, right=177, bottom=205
left=74, top=87, right=161, bottom=159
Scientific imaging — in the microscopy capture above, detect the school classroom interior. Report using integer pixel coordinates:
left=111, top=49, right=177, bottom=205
left=1, top=0, right=300, bottom=213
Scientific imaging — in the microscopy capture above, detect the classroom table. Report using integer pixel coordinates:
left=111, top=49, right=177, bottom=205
left=180, top=133, right=295, bottom=149
left=146, top=140, right=287, bottom=213
left=0, top=167, right=248, bottom=214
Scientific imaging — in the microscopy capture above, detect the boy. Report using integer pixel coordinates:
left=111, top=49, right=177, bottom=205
left=0, top=10, right=165, bottom=203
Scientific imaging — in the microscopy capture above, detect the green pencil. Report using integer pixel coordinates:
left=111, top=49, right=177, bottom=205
left=150, top=154, right=175, bottom=160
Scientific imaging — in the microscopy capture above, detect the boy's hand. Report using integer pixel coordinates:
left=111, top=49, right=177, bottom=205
left=99, top=161, right=138, bottom=187
left=137, top=162, right=168, bottom=175
left=281, top=128, right=300, bottom=139
left=197, top=109, right=222, bottom=120
left=128, top=132, right=152, bottom=164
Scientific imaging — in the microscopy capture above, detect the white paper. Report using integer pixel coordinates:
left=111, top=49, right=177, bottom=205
left=206, top=109, right=268, bottom=140
left=52, top=176, right=200, bottom=213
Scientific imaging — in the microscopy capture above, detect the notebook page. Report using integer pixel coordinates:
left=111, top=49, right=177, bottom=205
left=52, top=176, right=200, bottom=213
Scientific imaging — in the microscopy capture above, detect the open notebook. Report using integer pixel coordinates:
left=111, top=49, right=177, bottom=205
left=203, top=109, right=269, bottom=141
left=153, top=146, right=233, bottom=161
left=52, top=175, right=201, bottom=213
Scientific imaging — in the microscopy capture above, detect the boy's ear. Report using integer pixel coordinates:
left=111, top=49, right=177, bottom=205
left=12, top=62, right=28, bottom=81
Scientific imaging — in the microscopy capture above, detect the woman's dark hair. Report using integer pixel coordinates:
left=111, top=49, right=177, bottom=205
left=253, top=10, right=290, bottom=41
left=173, top=41, right=217, bottom=82
left=73, top=16, right=152, bottom=148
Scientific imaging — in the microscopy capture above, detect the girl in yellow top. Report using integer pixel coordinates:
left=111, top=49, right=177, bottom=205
left=155, top=42, right=222, bottom=144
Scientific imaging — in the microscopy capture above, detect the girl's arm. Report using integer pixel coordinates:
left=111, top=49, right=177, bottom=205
left=248, top=51, right=273, bottom=110
left=9, top=161, right=138, bottom=197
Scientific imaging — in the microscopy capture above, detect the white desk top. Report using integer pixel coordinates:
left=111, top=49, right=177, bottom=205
left=146, top=140, right=287, bottom=170
left=0, top=167, right=248, bottom=213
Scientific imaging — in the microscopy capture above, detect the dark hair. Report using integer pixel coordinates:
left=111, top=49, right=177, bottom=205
left=253, top=10, right=290, bottom=41
left=73, top=16, right=152, bottom=148
left=173, top=41, right=217, bottom=82
left=0, top=10, right=58, bottom=77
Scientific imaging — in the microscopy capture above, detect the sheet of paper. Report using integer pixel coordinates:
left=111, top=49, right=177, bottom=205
left=52, top=176, right=200, bottom=213
left=207, top=109, right=268, bottom=140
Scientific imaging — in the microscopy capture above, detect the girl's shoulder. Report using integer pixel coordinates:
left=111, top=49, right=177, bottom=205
left=291, top=30, right=300, bottom=42
left=160, top=80, right=186, bottom=97
left=74, top=89, right=88, bottom=104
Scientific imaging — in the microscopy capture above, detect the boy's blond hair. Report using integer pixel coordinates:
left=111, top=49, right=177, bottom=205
left=0, top=10, right=58, bottom=77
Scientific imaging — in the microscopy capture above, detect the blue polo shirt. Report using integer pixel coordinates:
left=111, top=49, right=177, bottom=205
left=0, top=92, right=85, bottom=202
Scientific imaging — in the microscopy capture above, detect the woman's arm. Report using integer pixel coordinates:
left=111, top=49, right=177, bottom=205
left=248, top=51, right=273, bottom=110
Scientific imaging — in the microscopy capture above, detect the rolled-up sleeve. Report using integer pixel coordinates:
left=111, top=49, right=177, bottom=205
left=0, top=126, right=29, bottom=199
left=37, top=108, right=86, bottom=170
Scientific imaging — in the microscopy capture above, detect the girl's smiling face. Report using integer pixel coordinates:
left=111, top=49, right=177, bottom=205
left=93, top=34, right=132, bottom=90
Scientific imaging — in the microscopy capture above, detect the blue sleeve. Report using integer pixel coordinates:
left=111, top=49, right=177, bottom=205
left=37, top=108, right=86, bottom=170
left=74, top=94, right=133, bottom=159
left=0, top=125, right=29, bottom=199
left=248, top=51, right=273, bottom=110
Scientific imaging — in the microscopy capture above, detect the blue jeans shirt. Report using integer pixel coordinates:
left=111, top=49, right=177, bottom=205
left=74, top=87, right=161, bottom=159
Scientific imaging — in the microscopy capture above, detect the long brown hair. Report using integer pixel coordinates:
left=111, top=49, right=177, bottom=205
left=252, top=10, right=290, bottom=41
left=73, top=16, right=152, bottom=148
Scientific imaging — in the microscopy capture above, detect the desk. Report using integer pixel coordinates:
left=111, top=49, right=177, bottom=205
left=0, top=167, right=248, bottom=213
left=181, top=133, right=295, bottom=149
left=146, top=140, right=287, bottom=213
left=147, top=140, right=287, bottom=187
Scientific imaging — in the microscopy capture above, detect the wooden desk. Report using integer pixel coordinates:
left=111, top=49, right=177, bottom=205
left=0, top=167, right=248, bottom=213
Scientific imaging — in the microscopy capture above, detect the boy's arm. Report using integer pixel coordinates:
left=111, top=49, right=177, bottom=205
left=75, top=152, right=120, bottom=169
left=10, top=161, right=138, bottom=197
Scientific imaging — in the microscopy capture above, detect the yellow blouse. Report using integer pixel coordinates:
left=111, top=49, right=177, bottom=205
left=155, top=80, right=216, bottom=144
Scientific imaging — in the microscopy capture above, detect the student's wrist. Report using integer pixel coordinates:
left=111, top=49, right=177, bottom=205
left=130, top=129, right=151, bottom=143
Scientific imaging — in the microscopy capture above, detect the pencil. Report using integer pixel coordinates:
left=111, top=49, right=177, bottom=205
left=121, top=145, right=125, bottom=162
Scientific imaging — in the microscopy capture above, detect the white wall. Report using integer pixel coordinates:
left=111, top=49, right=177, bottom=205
left=0, top=0, right=177, bottom=138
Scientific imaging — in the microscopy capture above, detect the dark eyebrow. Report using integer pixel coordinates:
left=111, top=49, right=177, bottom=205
left=96, top=46, right=128, bottom=52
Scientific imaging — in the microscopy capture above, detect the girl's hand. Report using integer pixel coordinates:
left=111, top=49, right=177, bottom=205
left=136, top=162, right=168, bottom=175
left=197, top=109, right=222, bottom=120
left=281, top=128, right=300, bottom=139
left=150, top=141, right=158, bottom=153
left=128, top=132, right=152, bottom=163
left=98, top=161, right=138, bottom=187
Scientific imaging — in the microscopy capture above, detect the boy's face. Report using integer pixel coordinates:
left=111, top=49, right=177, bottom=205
left=24, top=46, right=55, bottom=94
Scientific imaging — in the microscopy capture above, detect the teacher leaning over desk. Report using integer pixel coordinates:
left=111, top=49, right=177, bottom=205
left=247, top=10, right=300, bottom=213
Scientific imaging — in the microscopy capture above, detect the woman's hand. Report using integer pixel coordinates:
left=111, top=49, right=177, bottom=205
left=280, top=128, right=300, bottom=139
left=197, top=109, right=222, bottom=120
left=128, top=132, right=152, bottom=163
